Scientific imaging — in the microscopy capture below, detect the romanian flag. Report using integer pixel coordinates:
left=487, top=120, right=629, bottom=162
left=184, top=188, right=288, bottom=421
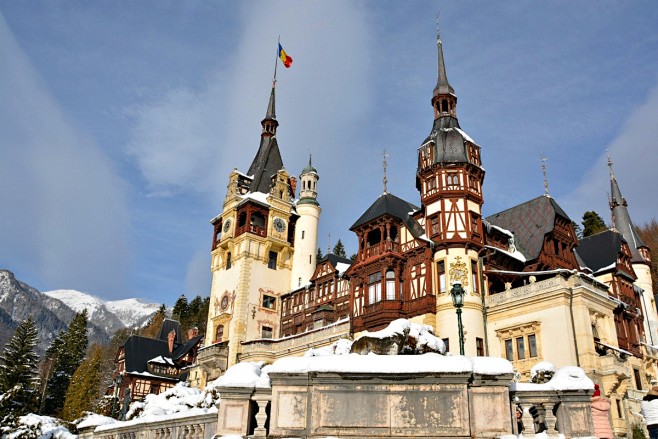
left=278, top=43, right=293, bottom=68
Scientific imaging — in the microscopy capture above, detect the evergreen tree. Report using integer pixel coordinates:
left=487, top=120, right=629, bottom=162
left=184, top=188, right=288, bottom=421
left=333, top=239, right=347, bottom=258
left=61, top=344, right=104, bottom=421
left=172, top=294, right=190, bottom=323
left=317, top=248, right=324, bottom=261
left=582, top=211, right=607, bottom=237
left=140, top=304, right=166, bottom=339
left=571, top=221, right=583, bottom=240
left=40, top=310, right=89, bottom=417
left=350, top=253, right=357, bottom=262
left=0, top=317, right=40, bottom=424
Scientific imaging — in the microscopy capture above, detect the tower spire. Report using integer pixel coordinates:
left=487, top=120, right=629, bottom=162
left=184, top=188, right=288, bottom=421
left=540, top=152, right=550, bottom=197
left=382, top=150, right=389, bottom=194
left=432, top=17, right=457, bottom=119
left=608, top=153, right=647, bottom=262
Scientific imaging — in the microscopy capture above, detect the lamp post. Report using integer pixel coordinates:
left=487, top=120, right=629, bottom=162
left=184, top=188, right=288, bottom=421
left=450, top=283, right=465, bottom=355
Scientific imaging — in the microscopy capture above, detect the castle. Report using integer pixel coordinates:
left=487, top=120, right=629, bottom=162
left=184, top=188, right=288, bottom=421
left=192, top=30, right=657, bottom=437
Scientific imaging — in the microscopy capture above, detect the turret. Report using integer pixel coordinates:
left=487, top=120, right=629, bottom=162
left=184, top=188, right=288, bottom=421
left=290, top=155, right=321, bottom=289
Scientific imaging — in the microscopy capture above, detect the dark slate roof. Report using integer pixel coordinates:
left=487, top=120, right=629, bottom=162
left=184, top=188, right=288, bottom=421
left=246, top=136, right=284, bottom=194
left=320, top=253, right=353, bottom=269
left=122, top=335, right=171, bottom=374
left=433, top=35, right=454, bottom=96
left=610, top=166, right=646, bottom=262
left=350, top=193, right=425, bottom=239
left=486, top=195, right=572, bottom=262
left=576, top=230, right=622, bottom=273
left=156, top=319, right=182, bottom=343
left=172, top=335, right=203, bottom=361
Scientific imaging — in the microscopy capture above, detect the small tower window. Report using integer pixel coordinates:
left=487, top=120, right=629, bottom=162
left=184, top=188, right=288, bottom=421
left=268, top=251, right=278, bottom=270
left=438, top=260, right=446, bottom=293
left=441, top=99, right=448, bottom=113
left=302, top=230, right=305, bottom=239
left=226, top=252, right=232, bottom=269
left=215, top=325, right=224, bottom=343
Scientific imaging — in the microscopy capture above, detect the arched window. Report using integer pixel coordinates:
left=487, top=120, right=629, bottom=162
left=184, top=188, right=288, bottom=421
left=215, top=325, right=224, bottom=343
left=237, top=212, right=247, bottom=227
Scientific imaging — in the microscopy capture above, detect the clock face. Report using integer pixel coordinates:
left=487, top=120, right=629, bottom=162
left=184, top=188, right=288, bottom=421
left=223, top=219, right=231, bottom=233
left=273, top=217, right=286, bottom=233
left=221, top=295, right=229, bottom=310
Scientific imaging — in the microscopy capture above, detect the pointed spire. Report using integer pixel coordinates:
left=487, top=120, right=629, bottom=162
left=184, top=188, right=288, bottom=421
left=540, top=152, right=550, bottom=197
left=382, top=149, right=389, bottom=194
left=261, top=81, right=279, bottom=137
left=431, top=17, right=457, bottom=120
left=608, top=154, right=647, bottom=262
left=433, top=16, right=455, bottom=98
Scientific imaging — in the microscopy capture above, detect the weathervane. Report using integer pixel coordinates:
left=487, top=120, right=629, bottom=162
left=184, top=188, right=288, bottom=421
left=383, top=149, right=390, bottom=194
left=540, top=152, right=550, bottom=197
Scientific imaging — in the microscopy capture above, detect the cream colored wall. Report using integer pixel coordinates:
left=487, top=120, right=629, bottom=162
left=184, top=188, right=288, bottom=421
left=434, top=248, right=484, bottom=356
left=634, top=263, right=658, bottom=345
left=290, top=203, right=320, bottom=290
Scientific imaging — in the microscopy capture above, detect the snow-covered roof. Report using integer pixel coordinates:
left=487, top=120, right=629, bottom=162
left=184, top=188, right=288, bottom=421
left=239, top=191, right=271, bottom=206
left=148, top=355, right=175, bottom=366
left=485, top=244, right=526, bottom=263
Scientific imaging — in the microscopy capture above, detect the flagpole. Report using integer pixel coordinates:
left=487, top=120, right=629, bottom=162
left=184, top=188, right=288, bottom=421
left=273, top=36, right=280, bottom=86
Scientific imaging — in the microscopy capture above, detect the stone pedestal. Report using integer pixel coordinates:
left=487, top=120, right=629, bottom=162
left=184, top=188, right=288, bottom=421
left=216, top=386, right=254, bottom=437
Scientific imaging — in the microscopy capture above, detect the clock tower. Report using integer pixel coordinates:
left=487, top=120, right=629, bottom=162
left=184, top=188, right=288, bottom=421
left=205, top=84, right=298, bottom=368
left=416, top=28, right=486, bottom=355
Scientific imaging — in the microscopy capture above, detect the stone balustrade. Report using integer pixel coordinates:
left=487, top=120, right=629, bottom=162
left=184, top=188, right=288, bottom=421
left=511, top=389, right=594, bottom=437
left=77, top=412, right=217, bottom=439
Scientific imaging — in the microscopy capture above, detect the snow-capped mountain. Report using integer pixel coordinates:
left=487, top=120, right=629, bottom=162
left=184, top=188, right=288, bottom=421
left=44, top=290, right=160, bottom=331
left=0, top=270, right=111, bottom=351
left=105, top=298, right=161, bottom=328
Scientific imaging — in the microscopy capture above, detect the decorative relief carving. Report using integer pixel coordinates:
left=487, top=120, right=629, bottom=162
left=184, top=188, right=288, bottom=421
left=449, top=256, right=469, bottom=287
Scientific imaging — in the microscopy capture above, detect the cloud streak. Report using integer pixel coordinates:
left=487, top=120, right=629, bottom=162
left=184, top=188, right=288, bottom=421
left=0, top=12, right=132, bottom=297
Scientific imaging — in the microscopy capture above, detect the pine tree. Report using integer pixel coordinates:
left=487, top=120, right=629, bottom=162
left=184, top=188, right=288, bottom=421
left=571, top=221, right=583, bottom=240
left=40, top=310, right=89, bottom=417
left=350, top=253, right=357, bottom=262
left=140, top=304, right=167, bottom=339
left=582, top=211, right=607, bottom=237
left=61, top=344, right=104, bottom=421
left=333, top=239, right=347, bottom=258
left=317, top=248, right=324, bottom=261
left=172, top=294, right=190, bottom=324
left=0, top=317, right=40, bottom=424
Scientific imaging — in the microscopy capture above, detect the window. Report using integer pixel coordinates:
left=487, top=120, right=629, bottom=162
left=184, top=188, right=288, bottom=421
left=215, top=325, right=224, bottom=343
left=443, top=338, right=450, bottom=352
left=634, top=369, right=643, bottom=390
left=471, top=213, right=479, bottom=234
left=616, top=399, right=624, bottom=419
left=261, top=326, right=273, bottom=339
left=268, top=251, right=278, bottom=269
left=262, top=295, right=276, bottom=310
left=368, top=272, right=382, bottom=303
left=302, top=230, right=305, bottom=239
left=386, top=270, right=396, bottom=300
left=505, top=339, right=514, bottom=361
left=226, top=252, right=232, bottom=269
left=430, top=216, right=440, bottom=237
left=438, top=261, right=446, bottom=293
left=471, top=260, right=479, bottom=293
left=446, top=173, right=460, bottom=190
left=528, top=334, right=537, bottom=358
left=298, top=277, right=302, bottom=287
left=516, top=337, right=525, bottom=360
left=476, top=338, right=484, bottom=356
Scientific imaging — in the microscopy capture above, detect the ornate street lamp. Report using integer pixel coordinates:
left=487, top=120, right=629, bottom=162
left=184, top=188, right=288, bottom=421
left=450, top=283, right=465, bottom=355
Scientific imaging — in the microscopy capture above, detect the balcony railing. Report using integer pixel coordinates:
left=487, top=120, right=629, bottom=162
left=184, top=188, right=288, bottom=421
left=363, top=241, right=400, bottom=259
left=234, top=224, right=266, bottom=238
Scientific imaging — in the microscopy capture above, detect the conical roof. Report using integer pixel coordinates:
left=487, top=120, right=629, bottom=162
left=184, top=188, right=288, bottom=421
left=433, top=33, right=455, bottom=97
left=609, top=159, right=646, bottom=262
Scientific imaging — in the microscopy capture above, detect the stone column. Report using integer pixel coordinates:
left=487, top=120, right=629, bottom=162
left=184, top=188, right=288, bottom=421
left=252, top=388, right=272, bottom=438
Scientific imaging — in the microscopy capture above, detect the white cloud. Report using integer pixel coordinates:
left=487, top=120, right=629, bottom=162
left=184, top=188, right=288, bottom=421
left=0, top=13, right=131, bottom=296
left=561, top=82, right=658, bottom=226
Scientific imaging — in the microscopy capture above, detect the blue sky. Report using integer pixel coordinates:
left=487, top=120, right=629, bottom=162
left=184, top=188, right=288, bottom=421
left=1, top=2, right=657, bottom=306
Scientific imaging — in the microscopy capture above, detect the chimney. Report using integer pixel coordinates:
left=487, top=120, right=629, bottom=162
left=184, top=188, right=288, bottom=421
left=168, top=330, right=176, bottom=353
left=188, top=327, right=199, bottom=340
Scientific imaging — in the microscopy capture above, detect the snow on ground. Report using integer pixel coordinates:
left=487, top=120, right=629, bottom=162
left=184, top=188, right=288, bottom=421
left=4, top=413, right=76, bottom=439
left=77, top=413, right=116, bottom=430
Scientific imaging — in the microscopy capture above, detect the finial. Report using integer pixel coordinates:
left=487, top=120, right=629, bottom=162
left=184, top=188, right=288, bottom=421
left=328, top=232, right=331, bottom=255
left=383, top=149, right=390, bottom=194
left=607, top=150, right=615, bottom=179
left=540, top=152, right=550, bottom=197
left=436, top=14, right=441, bottom=43
left=308, top=153, right=313, bottom=167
